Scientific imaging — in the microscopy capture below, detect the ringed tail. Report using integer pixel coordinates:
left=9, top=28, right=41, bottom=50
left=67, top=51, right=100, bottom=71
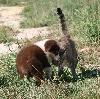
left=57, top=8, right=70, bottom=38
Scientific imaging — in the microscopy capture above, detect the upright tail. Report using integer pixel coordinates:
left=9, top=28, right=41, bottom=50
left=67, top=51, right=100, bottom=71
left=57, top=8, right=70, bottom=38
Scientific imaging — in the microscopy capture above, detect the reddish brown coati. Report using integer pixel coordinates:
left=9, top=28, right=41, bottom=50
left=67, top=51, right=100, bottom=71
left=16, top=39, right=60, bottom=84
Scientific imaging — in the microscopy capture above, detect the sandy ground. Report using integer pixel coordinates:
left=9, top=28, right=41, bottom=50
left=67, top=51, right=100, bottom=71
left=0, top=6, right=50, bottom=56
left=0, top=6, right=23, bottom=28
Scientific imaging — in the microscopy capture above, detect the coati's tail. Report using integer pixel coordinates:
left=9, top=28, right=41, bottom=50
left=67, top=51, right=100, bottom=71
left=57, top=8, right=70, bottom=38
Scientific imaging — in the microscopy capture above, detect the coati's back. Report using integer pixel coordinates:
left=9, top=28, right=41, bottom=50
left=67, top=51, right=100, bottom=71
left=16, top=45, right=49, bottom=81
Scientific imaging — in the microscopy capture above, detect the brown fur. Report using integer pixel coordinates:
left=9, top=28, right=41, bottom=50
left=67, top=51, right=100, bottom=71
left=57, top=8, right=78, bottom=76
left=45, top=40, right=60, bottom=56
left=16, top=45, right=49, bottom=83
left=16, top=40, right=60, bottom=83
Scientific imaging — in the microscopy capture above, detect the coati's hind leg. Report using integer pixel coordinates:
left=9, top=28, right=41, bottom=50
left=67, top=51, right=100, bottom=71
left=70, top=67, right=77, bottom=76
left=44, top=67, right=52, bottom=81
left=58, top=67, right=64, bottom=77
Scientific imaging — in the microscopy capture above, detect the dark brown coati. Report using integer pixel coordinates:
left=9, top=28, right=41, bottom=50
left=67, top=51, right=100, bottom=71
left=16, top=39, right=60, bottom=84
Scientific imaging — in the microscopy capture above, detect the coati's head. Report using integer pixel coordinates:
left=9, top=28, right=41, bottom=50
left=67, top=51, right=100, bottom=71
left=44, top=40, right=60, bottom=62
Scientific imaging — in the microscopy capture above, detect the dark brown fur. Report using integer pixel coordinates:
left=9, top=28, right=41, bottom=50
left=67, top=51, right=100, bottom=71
left=45, top=40, right=60, bottom=56
left=16, top=40, right=60, bottom=83
left=16, top=44, right=50, bottom=83
left=57, top=8, right=78, bottom=76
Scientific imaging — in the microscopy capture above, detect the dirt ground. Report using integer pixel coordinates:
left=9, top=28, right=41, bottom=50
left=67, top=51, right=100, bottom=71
left=0, top=6, right=23, bottom=28
left=0, top=6, right=50, bottom=56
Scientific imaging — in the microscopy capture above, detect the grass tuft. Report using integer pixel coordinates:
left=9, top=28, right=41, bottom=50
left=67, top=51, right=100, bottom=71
left=0, top=26, right=16, bottom=43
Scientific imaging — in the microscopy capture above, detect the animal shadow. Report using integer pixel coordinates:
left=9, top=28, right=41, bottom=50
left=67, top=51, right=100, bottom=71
left=56, top=68, right=100, bottom=83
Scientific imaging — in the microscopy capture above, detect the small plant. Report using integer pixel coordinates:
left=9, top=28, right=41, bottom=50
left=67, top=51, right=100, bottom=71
left=0, top=26, right=15, bottom=43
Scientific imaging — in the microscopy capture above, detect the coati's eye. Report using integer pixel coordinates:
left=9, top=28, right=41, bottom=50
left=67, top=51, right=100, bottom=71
left=59, top=49, right=65, bottom=57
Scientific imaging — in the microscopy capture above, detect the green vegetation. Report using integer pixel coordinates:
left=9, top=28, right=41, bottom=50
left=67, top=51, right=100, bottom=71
left=0, top=0, right=100, bottom=99
left=20, top=0, right=100, bottom=43
left=0, top=52, right=100, bottom=99
left=0, top=26, right=15, bottom=43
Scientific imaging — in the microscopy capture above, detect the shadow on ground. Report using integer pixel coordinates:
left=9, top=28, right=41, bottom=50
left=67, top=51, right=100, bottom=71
left=57, top=68, right=100, bottom=83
